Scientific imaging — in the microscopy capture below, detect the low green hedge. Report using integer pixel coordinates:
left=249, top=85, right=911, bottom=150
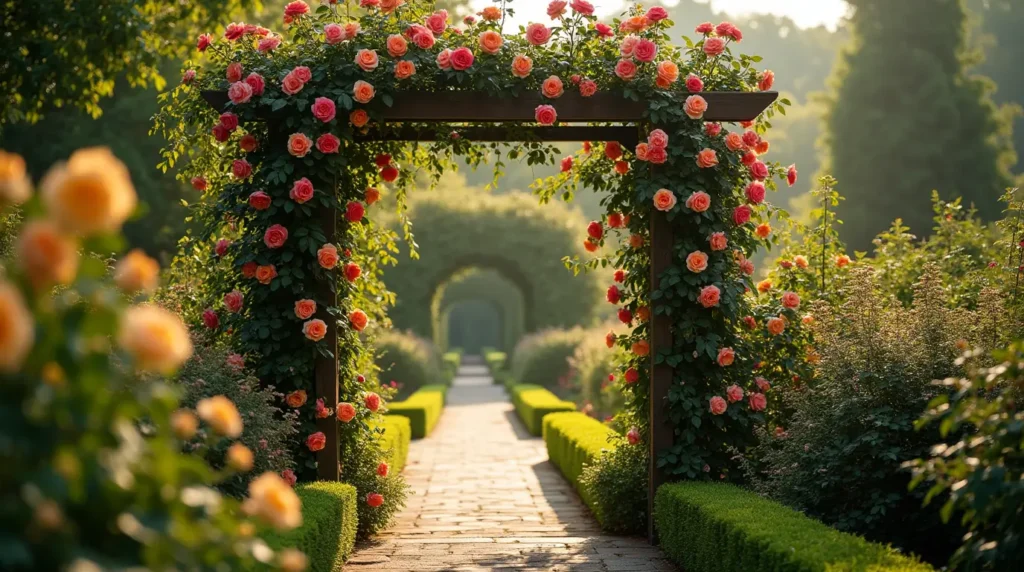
left=387, top=384, right=447, bottom=439
left=654, top=482, right=934, bottom=572
left=264, top=481, right=358, bottom=571
left=375, top=415, right=411, bottom=472
left=542, top=412, right=616, bottom=507
left=484, top=350, right=506, bottom=373
left=441, top=351, right=461, bottom=382
left=510, top=384, right=576, bottom=436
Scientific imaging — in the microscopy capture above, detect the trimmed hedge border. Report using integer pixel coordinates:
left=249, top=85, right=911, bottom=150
left=375, top=415, right=411, bottom=472
left=442, top=351, right=461, bottom=383
left=264, top=481, right=358, bottom=572
left=542, top=411, right=616, bottom=509
left=387, top=384, right=447, bottom=439
left=509, top=384, right=576, bottom=436
left=654, top=482, right=934, bottom=572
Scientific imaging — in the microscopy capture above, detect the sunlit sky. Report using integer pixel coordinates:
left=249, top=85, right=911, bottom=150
left=470, top=0, right=848, bottom=30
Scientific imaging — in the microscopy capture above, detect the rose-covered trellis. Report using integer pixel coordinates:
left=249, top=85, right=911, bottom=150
left=158, top=0, right=793, bottom=537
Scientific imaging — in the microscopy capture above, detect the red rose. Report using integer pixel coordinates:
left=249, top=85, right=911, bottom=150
left=245, top=72, right=265, bottom=95
left=202, top=308, right=219, bottom=329
left=374, top=154, right=392, bottom=167
left=224, top=23, right=245, bottom=41
left=606, top=284, right=621, bottom=304
left=595, top=23, right=614, bottom=38
left=197, top=34, right=212, bottom=51
left=345, top=201, right=365, bottom=222
left=750, top=160, right=769, bottom=181
left=742, top=130, right=760, bottom=148
left=316, top=133, right=340, bottom=154
left=215, top=238, right=230, bottom=257
left=617, top=308, right=632, bottom=324
left=212, top=124, right=230, bottom=142
left=625, top=368, right=639, bottom=383
left=579, top=79, right=597, bottom=97
left=241, top=262, right=258, bottom=278
left=686, top=74, right=704, bottom=93
left=705, top=123, right=722, bottom=137
left=745, top=181, right=766, bottom=204
left=290, top=178, right=315, bottom=203
left=607, top=213, right=624, bottom=228
left=561, top=156, right=573, bottom=172
left=220, top=112, right=239, bottom=131
left=380, top=165, right=399, bottom=182
left=249, top=191, right=272, bottom=210
left=311, top=97, right=336, bottom=123
left=240, top=134, right=258, bottom=152
left=344, top=262, right=362, bottom=282
left=306, top=431, right=326, bottom=452
left=587, top=221, right=603, bottom=239
left=264, top=224, right=289, bottom=248
left=191, top=176, right=208, bottom=191
left=450, top=47, right=475, bottom=70
left=787, top=164, right=798, bottom=186
left=366, top=492, right=384, bottom=507
left=231, top=159, right=252, bottom=179
left=733, top=204, right=752, bottom=225
left=605, top=331, right=616, bottom=348
left=377, top=462, right=389, bottom=477
left=535, top=105, right=557, bottom=125
left=647, top=6, right=668, bottom=21
left=613, top=269, right=626, bottom=283
left=604, top=141, right=622, bottom=160
left=223, top=290, right=243, bottom=313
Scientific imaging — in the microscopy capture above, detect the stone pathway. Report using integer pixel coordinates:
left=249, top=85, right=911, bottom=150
left=347, top=358, right=676, bottom=571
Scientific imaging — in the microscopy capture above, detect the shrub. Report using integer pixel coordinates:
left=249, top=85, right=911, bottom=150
left=175, top=342, right=298, bottom=497
left=746, top=266, right=1000, bottom=562
left=374, top=415, right=411, bottom=472
left=374, top=330, right=445, bottom=400
left=483, top=349, right=506, bottom=374
left=387, top=385, right=447, bottom=439
left=567, top=330, right=626, bottom=419
left=510, top=327, right=590, bottom=393
left=512, top=385, right=576, bottom=436
left=441, top=351, right=461, bottom=382
left=654, top=482, right=933, bottom=572
left=264, top=481, right=358, bottom=571
left=578, top=441, right=648, bottom=535
left=906, top=342, right=1024, bottom=571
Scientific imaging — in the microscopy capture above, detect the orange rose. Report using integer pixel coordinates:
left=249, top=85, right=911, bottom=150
left=317, top=243, right=339, bottom=269
left=40, top=147, right=137, bottom=235
left=767, top=316, right=786, bottom=336
left=725, top=132, right=745, bottom=152
left=794, top=255, right=809, bottom=269
left=119, top=305, right=193, bottom=373
left=114, top=249, right=160, bottom=293
left=755, top=223, right=772, bottom=239
left=226, top=443, right=254, bottom=472
left=698, top=285, right=721, bottom=308
left=0, top=281, right=34, bottom=372
left=481, top=5, right=501, bottom=20
left=479, top=30, right=503, bottom=54
left=386, top=34, right=408, bottom=57
left=287, top=133, right=313, bottom=158
left=696, top=148, right=718, bottom=168
left=353, top=80, right=375, bottom=104
left=349, top=309, right=368, bottom=331
left=635, top=142, right=650, bottom=161
left=17, top=221, right=79, bottom=288
left=380, top=0, right=403, bottom=13
left=365, top=187, right=381, bottom=204
left=756, top=278, right=772, bottom=293
left=350, top=109, right=370, bottom=128
left=285, top=390, right=308, bottom=408
left=653, top=188, right=677, bottom=212
left=511, top=54, right=533, bottom=78
left=243, top=472, right=302, bottom=531
left=836, top=254, right=851, bottom=268
left=631, top=340, right=650, bottom=356
left=541, top=75, right=564, bottom=99
left=656, top=61, right=679, bottom=86
left=684, top=95, right=708, bottom=119
left=629, top=234, right=644, bottom=249
left=0, top=150, right=31, bottom=206
left=196, top=395, right=243, bottom=437
left=686, top=251, right=708, bottom=273
left=294, top=299, right=317, bottom=320
left=303, top=319, right=327, bottom=341
left=337, top=402, right=356, bottom=422
left=394, top=60, right=416, bottom=80
left=256, top=264, right=277, bottom=285
left=355, top=49, right=379, bottom=71
left=636, top=306, right=651, bottom=322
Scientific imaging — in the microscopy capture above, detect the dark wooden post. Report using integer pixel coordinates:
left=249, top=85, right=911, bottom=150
left=648, top=209, right=674, bottom=542
left=314, top=204, right=340, bottom=481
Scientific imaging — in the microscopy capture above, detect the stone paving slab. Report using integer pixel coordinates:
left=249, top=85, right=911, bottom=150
left=347, top=360, right=677, bottom=571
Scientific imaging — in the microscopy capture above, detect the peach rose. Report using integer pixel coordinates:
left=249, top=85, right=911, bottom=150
left=355, top=48, right=379, bottom=71
left=615, top=59, right=637, bottom=81
left=40, top=147, right=137, bottom=236
left=256, top=264, right=277, bottom=285
left=686, top=251, right=709, bottom=273
left=114, top=249, right=160, bottom=294
left=579, top=78, right=597, bottom=97
left=196, top=395, right=243, bottom=437
left=345, top=22, right=361, bottom=38
left=386, top=34, right=408, bottom=57
left=171, top=409, right=199, bottom=439
left=725, top=132, right=744, bottom=152
left=648, top=129, right=668, bottom=149
left=353, top=80, right=375, bottom=104
left=0, top=150, right=31, bottom=206
left=631, top=340, right=650, bottom=356
left=281, top=72, right=304, bottom=95
left=698, top=285, right=721, bottom=308
left=379, top=0, right=403, bottom=14
left=0, top=281, right=34, bottom=372
left=294, top=299, right=317, bottom=320
left=541, top=75, right=564, bottom=99
left=413, top=28, right=435, bottom=49
left=635, top=142, right=650, bottom=161
left=364, top=392, right=381, bottom=412
left=481, top=5, right=501, bottom=20
left=749, top=392, right=767, bottom=412
left=710, top=396, right=727, bottom=415
left=780, top=292, right=800, bottom=310
left=709, top=232, right=728, bottom=251
left=303, top=318, right=327, bottom=341
left=337, top=402, right=357, bottom=422
left=755, top=377, right=771, bottom=392
left=717, top=347, right=735, bottom=367
left=288, top=133, right=313, bottom=157
left=349, top=309, right=368, bottom=331
left=317, top=243, right=339, bottom=269
left=511, top=54, right=533, bottom=78
left=685, top=191, right=711, bottom=213
left=478, top=30, right=503, bottom=54
left=653, top=189, right=677, bottom=212
left=684, top=95, right=708, bottom=120
left=794, top=255, right=809, bottom=269
left=226, top=443, right=254, bottom=472
left=17, top=221, right=79, bottom=288
left=285, top=390, right=307, bottom=408
left=243, top=472, right=302, bottom=530
left=696, top=148, right=718, bottom=168
left=656, top=61, right=679, bottom=86
left=704, top=37, right=726, bottom=56
left=395, top=60, right=416, bottom=80
left=629, top=234, right=644, bottom=249
left=620, top=35, right=639, bottom=57
left=726, top=384, right=744, bottom=403
left=436, top=48, right=452, bottom=70
left=526, top=22, right=551, bottom=45
left=223, top=290, right=243, bottom=313
left=758, top=69, right=775, bottom=92
left=365, top=187, right=380, bottom=204
left=767, top=316, right=785, bottom=335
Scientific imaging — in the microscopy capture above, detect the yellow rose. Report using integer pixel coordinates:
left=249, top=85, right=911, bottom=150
left=227, top=443, right=254, bottom=472
left=114, top=249, right=161, bottom=294
left=279, top=549, right=308, bottom=572
left=0, top=150, right=31, bottom=206
left=119, top=305, right=193, bottom=373
left=243, top=472, right=302, bottom=530
left=0, top=281, right=34, bottom=372
left=196, top=395, right=243, bottom=438
left=40, top=147, right=137, bottom=235
left=16, top=220, right=79, bottom=288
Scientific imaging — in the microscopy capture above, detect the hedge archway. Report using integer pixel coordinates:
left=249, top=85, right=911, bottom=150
left=384, top=189, right=604, bottom=342
left=434, top=268, right=526, bottom=353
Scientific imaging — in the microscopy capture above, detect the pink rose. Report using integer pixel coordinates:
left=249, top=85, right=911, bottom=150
left=547, top=0, right=567, bottom=19
left=281, top=469, right=298, bottom=486
left=224, top=290, right=244, bottom=313
left=535, top=105, right=557, bottom=126
left=436, top=48, right=452, bottom=70
left=749, top=393, right=767, bottom=412
left=258, top=36, right=281, bottom=52
left=703, top=37, right=726, bottom=56
left=226, top=353, right=245, bottom=371
left=414, top=29, right=436, bottom=49
left=620, top=35, right=639, bottom=57
left=634, top=39, right=657, bottom=63
left=526, top=23, right=552, bottom=46
left=579, top=79, right=597, bottom=97
left=695, top=22, right=714, bottom=35
left=264, top=224, right=289, bottom=249
left=249, top=191, right=271, bottom=210
left=312, top=97, right=336, bottom=123
left=245, top=73, right=265, bottom=95
left=745, top=181, right=766, bottom=204
left=215, top=238, right=230, bottom=257
left=710, top=396, right=727, bottom=415
left=787, top=164, right=798, bottom=187
left=698, top=285, right=721, bottom=308
left=282, top=72, right=304, bottom=95
left=324, top=23, right=346, bottom=44
left=595, top=22, right=614, bottom=38
left=293, top=66, right=312, bottom=83
left=648, top=129, right=668, bottom=149
left=646, top=146, right=667, bottom=164
left=726, top=384, right=744, bottom=403
left=627, top=427, right=640, bottom=445
left=781, top=291, right=800, bottom=309
left=570, top=0, right=594, bottom=16
left=705, top=122, right=722, bottom=137
left=290, top=178, right=315, bottom=203
left=647, top=7, right=668, bottom=21
left=364, top=392, right=381, bottom=412
left=717, top=21, right=743, bottom=42
left=450, top=47, right=475, bottom=71
left=709, top=232, right=727, bottom=251
left=316, top=133, right=340, bottom=154
left=615, top=59, right=637, bottom=81
left=755, top=377, right=771, bottom=392
left=226, top=62, right=243, bottom=83
left=425, top=10, right=447, bottom=35
left=686, top=191, right=711, bottom=213
left=759, top=70, right=776, bottom=92
left=182, top=69, right=196, bottom=84
left=750, top=160, right=769, bottom=181
left=197, top=34, right=212, bottom=51
left=224, top=23, right=245, bottom=41
left=202, top=308, right=219, bottom=329
left=228, top=81, right=252, bottom=104
left=733, top=205, right=752, bottom=225
left=685, top=74, right=704, bottom=93
left=717, top=347, right=735, bottom=367
left=232, top=159, right=252, bottom=179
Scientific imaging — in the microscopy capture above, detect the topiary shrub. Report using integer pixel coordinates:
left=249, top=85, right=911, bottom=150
left=175, top=342, right=299, bottom=497
left=578, top=441, right=648, bottom=535
left=264, top=481, right=358, bottom=571
left=510, top=327, right=590, bottom=393
left=374, top=330, right=445, bottom=400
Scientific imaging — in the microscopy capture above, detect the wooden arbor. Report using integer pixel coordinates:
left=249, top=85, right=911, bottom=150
left=204, top=88, right=776, bottom=539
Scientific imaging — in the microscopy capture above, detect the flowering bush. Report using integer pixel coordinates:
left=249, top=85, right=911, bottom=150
left=0, top=148, right=305, bottom=570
